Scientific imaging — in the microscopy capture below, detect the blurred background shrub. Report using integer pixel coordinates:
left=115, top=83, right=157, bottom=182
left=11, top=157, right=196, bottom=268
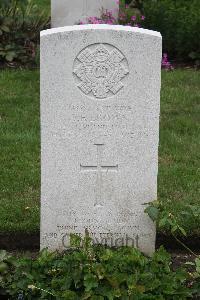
left=142, top=0, right=200, bottom=64
left=0, top=0, right=49, bottom=67
left=1, top=0, right=199, bottom=66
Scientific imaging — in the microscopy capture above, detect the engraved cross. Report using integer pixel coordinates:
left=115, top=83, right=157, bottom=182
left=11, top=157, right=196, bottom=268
left=80, top=144, right=118, bottom=207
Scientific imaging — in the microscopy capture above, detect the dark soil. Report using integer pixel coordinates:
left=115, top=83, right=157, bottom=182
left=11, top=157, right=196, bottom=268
left=0, top=232, right=200, bottom=252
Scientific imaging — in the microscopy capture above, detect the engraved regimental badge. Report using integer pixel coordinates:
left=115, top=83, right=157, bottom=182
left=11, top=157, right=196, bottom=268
left=73, top=43, right=129, bottom=99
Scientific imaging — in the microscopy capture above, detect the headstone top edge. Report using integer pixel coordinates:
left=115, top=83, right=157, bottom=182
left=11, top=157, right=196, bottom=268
left=40, top=24, right=162, bottom=39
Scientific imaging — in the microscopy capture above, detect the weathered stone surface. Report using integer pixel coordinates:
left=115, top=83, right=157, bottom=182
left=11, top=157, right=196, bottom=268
left=51, top=0, right=119, bottom=27
left=40, top=25, right=162, bottom=255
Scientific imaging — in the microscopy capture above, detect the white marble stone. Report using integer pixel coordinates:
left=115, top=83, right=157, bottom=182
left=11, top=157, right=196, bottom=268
left=40, top=24, right=162, bottom=256
left=51, top=0, right=119, bottom=27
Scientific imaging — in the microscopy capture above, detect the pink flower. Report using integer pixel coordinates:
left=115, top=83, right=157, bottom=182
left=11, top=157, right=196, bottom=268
left=87, top=16, right=102, bottom=24
left=161, top=53, right=174, bottom=70
left=107, top=20, right=114, bottom=24
left=115, top=0, right=119, bottom=4
left=125, top=5, right=129, bottom=9
left=131, top=15, right=136, bottom=21
left=119, top=13, right=126, bottom=20
left=141, top=15, right=145, bottom=20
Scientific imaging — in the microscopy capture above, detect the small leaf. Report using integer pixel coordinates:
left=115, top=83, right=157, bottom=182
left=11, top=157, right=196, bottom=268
left=185, top=262, right=195, bottom=266
left=136, top=284, right=145, bottom=293
left=84, top=273, right=98, bottom=291
left=145, top=206, right=159, bottom=222
left=100, top=249, right=113, bottom=261
left=195, top=257, right=200, bottom=274
left=1, top=25, right=10, bottom=32
left=171, top=225, right=178, bottom=233
left=188, top=52, right=198, bottom=59
left=178, top=226, right=187, bottom=237
left=6, top=52, right=15, bottom=61
left=61, top=290, right=78, bottom=300
left=0, top=262, right=8, bottom=273
left=0, top=250, right=8, bottom=262
left=158, top=217, right=167, bottom=228
left=5, top=44, right=13, bottom=50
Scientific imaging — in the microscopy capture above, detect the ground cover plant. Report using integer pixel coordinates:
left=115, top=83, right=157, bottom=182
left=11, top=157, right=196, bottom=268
left=0, top=69, right=199, bottom=235
left=0, top=235, right=199, bottom=299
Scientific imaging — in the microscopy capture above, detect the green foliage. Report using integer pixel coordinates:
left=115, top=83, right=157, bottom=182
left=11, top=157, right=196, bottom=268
left=142, top=0, right=200, bottom=62
left=32, top=0, right=50, bottom=11
left=145, top=200, right=200, bottom=238
left=145, top=199, right=200, bottom=283
left=145, top=200, right=200, bottom=257
left=145, top=201, right=181, bottom=236
left=0, top=243, right=198, bottom=299
left=0, top=0, right=49, bottom=66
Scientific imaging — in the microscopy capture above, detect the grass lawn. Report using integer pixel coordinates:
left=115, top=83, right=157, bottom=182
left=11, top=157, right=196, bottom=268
left=0, top=69, right=199, bottom=234
left=0, top=71, right=40, bottom=233
left=158, top=70, right=200, bottom=235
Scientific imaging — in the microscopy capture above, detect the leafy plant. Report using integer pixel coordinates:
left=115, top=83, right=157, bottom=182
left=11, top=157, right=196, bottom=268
left=145, top=200, right=200, bottom=254
left=0, top=0, right=49, bottom=66
left=145, top=201, right=200, bottom=238
left=145, top=199, right=200, bottom=298
left=0, top=239, right=198, bottom=299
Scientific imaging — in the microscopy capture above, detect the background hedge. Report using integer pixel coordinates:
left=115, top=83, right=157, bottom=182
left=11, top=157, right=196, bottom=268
left=142, top=0, right=200, bottom=62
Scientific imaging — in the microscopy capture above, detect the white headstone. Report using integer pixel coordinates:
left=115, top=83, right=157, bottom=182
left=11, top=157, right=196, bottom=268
left=51, top=0, right=119, bottom=27
left=40, top=24, right=162, bottom=256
